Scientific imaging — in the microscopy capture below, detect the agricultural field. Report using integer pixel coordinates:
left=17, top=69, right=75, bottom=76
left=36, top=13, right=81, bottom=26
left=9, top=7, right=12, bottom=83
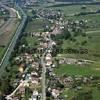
left=0, top=19, right=20, bottom=46
left=0, top=20, right=19, bottom=62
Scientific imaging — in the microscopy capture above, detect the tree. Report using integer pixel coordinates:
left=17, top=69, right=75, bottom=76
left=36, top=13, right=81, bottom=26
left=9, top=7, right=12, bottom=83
left=32, top=10, right=36, bottom=15
left=63, top=28, right=71, bottom=40
left=0, top=77, right=14, bottom=95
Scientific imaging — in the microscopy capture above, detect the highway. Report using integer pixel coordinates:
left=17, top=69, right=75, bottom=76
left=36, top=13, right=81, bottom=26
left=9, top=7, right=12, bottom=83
left=0, top=2, right=27, bottom=77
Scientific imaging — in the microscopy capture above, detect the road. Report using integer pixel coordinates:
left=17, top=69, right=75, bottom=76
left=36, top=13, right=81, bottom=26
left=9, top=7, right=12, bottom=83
left=41, top=53, right=46, bottom=100
left=0, top=2, right=27, bottom=77
left=41, top=31, right=53, bottom=100
left=0, top=2, right=17, bottom=35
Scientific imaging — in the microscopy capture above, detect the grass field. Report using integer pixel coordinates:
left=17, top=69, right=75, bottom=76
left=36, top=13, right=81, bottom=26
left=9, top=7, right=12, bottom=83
left=25, top=36, right=39, bottom=47
left=25, top=19, right=52, bottom=32
left=54, top=62, right=100, bottom=76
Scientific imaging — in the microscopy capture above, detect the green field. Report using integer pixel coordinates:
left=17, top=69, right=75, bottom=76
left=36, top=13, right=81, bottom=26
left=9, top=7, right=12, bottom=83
left=54, top=62, right=100, bottom=76
left=25, top=19, right=52, bottom=32
left=25, top=36, right=39, bottom=47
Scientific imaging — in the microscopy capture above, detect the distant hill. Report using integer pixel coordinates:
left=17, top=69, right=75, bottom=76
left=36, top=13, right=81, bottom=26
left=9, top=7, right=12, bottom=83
left=55, top=0, right=93, bottom=2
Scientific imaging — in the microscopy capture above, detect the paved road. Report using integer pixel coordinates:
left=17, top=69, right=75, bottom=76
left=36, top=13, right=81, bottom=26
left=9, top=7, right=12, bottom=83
left=0, top=2, right=17, bottom=35
left=41, top=53, right=46, bottom=100
left=0, top=3, right=27, bottom=77
left=41, top=32, right=53, bottom=100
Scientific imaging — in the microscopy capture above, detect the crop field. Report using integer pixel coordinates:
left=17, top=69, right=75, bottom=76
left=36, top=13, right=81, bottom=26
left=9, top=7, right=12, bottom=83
left=0, top=17, right=20, bottom=62
left=0, top=19, right=20, bottom=46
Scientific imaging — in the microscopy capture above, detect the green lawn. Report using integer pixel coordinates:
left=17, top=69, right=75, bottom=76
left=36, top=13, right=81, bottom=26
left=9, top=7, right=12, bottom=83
left=54, top=63, right=100, bottom=76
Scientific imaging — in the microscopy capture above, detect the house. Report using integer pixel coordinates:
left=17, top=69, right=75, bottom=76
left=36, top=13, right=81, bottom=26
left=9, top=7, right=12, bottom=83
left=19, top=86, right=25, bottom=94
left=30, top=91, right=38, bottom=100
left=45, top=53, right=53, bottom=66
left=51, top=89, right=60, bottom=98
